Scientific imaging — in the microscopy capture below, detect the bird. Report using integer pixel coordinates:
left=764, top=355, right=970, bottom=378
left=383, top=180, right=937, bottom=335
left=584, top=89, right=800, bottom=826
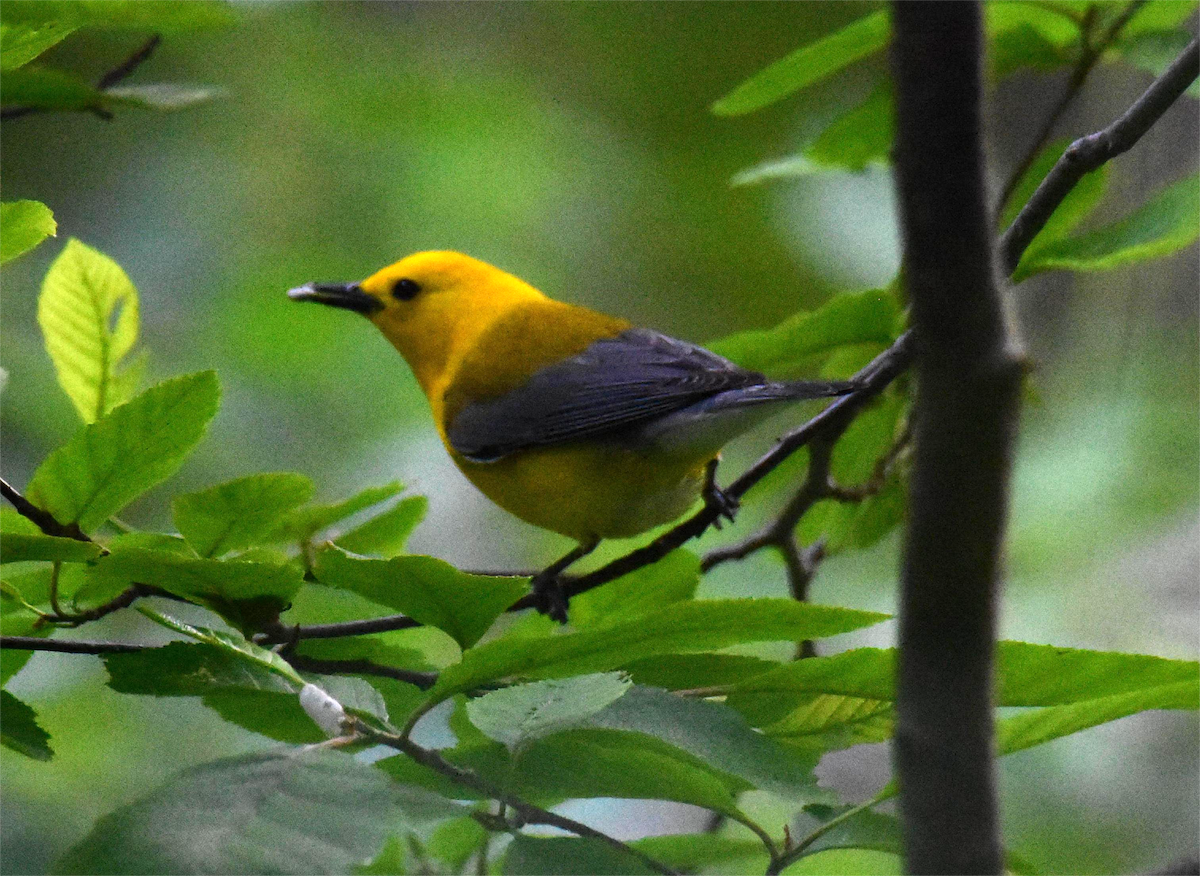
left=288, top=251, right=854, bottom=619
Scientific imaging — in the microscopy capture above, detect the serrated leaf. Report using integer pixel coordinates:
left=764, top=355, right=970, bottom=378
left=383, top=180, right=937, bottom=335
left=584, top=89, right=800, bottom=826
left=53, top=750, right=462, bottom=876
left=89, top=546, right=302, bottom=628
left=106, top=83, right=222, bottom=111
left=173, top=472, right=315, bottom=558
left=26, top=371, right=220, bottom=533
left=504, top=836, right=655, bottom=876
left=708, top=288, right=900, bottom=378
left=0, top=21, right=77, bottom=70
left=0, top=200, right=56, bottom=263
left=427, top=599, right=888, bottom=701
left=466, top=672, right=632, bottom=752
left=335, top=495, right=427, bottom=557
left=1, top=689, right=53, bottom=760
left=585, top=685, right=824, bottom=799
left=314, top=546, right=527, bottom=649
left=2, top=1, right=238, bottom=32
left=621, top=652, right=780, bottom=690
left=1015, top=173, right=1200, bottom=280
left=568, top=549, right=699, bottom=629
left=712, top=10, right=890, bottom=116
left=38, top=239, right=142, bottom=422
left=273, top=482, right=405, bottom=542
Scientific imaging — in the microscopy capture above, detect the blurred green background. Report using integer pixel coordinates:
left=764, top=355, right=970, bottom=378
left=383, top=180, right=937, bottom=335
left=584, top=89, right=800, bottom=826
left=1, top=3, right=1196, bottom=873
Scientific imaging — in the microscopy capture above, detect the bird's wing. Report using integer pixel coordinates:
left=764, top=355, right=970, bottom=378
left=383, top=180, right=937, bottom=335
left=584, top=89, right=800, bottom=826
left=446, top=328, right=779, bottom=461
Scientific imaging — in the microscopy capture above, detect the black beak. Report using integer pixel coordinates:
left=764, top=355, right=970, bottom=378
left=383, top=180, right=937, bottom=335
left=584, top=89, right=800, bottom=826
left=287, top=282, right=383, bottom=315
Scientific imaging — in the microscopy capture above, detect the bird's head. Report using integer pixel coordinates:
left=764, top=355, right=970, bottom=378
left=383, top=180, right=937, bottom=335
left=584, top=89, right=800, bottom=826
left=288, top=251, right=546, bottom=391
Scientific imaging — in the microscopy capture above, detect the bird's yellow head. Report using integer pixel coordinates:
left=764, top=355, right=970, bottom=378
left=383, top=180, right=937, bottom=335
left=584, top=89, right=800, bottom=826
left=288, top=251, right=546, bottom=392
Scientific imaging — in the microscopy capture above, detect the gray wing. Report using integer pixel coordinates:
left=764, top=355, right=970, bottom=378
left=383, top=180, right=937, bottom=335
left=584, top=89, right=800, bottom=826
left=447, top=328, right=797, bottom=462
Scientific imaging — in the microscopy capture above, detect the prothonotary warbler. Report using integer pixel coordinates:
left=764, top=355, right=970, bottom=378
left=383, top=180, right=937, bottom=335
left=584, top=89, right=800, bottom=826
left=289, top=251, right=854, bottom=619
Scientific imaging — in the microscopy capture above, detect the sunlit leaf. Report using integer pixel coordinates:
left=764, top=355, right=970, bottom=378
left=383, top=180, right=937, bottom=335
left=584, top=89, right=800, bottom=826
left=272, top=482, right=405, bottom=542
left=174, top=473, right=315, bottom=558
left=335, top=495, right=427, bottom=557
left=27, top=372, right=220, bottom=533
left=53, top=751, right=462, bottom=876
left=0, top=531, right=102, bottom=564
left=568, top=549, right=699, bottom=629
left=0, top=66, right=104, bottom=112
left=37, top=239, right=143, bottom=422
left=0, top=200, right=56, bottom=263
left=711, top=10, right=889, bottom=116
left=0, top=21, right=77, bottom=70
left=1015, top=173, right=1200, bottom=280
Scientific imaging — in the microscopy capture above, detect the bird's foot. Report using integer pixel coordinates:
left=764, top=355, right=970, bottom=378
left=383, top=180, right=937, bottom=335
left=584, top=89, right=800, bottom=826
left=529, top=570, right=570, bottom=624
left=702, top=460, right=739, bottom=529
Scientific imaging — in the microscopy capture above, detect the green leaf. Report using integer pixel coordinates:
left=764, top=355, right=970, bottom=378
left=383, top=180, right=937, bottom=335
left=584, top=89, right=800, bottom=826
left=708, top=288, right=900, bottom=378
left=1015, top=173, right=1200, bottom=280
left=173, top=473, right=315, bottom=558
left=53, top=751, right=462, bottom=876
left=711, top=10, right=890, bottom=116
left=0, top=531, right=102, bottom=564
left=585, top=685, right=824, bottom=799
left=621, top=652, right=780, bottom=690
left=0, top=66, right=105, bottom=112
left=26, top=371, right=220, bottom=533
left=1, top=690, right=52, bottom=760
left=384, top=727, right=751, bottom=816
left=104, top=641, right=386, bottom=743
left=105, top=83, right=221, bottom=111
left=0, top=21, right=77, bottom=70
left=1001, top=138, right=1110, bottom=248
left=985, top=2, right=1081, bottom=80
left=335, top=495, right=428, bottom=557
left=568, top=549, right=699, bottom=628
left=88, top=546, right=303, bottom=627
left=273, top=482, right=406, bottom=542
left=1116, top=28, right=1200, bottom=99
left=314, top=545, right=527, bottom=649
left=1119, top=1, right=1200, bottom=39
left=137, top=608, right=306, bottom=686
left=466, top=672, right=632, bottom=752
left=427, top=598, right=887, bottom=701
left=793, top=804, right=902, bottom=858
left=629, top=835, right=767, bottom=873
left=38, top=239, right=143, bottom=422
left=504, top=836, right=655, bottom=876
left=0, top=200, right=56, bottom=263
left=425, top=817, right=487, bottom=873
left=2, top=1, right=238, bottom=32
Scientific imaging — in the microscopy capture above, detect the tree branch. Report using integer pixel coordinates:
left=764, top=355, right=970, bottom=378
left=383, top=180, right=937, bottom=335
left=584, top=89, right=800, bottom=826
left=891, top=2, right=1017, bottom=872
left=998, top=35, right=1200, bottom=274
left=362, top=727, right=680, bottom=876
left=0, top=635, right=148, bottom=654
left=1, top=476, right=86, bottom=541
left=284, top=653, right=438, bottom=690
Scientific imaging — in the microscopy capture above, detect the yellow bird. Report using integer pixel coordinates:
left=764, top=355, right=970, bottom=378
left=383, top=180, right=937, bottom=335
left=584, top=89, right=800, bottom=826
left=289, top=252, right=852, bottom=618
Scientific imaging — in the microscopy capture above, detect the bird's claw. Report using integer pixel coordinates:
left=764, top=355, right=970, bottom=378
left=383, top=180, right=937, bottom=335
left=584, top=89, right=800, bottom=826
left=530, top=572, right=570, bottom=624
left=703, top=481, right=739, bottom=529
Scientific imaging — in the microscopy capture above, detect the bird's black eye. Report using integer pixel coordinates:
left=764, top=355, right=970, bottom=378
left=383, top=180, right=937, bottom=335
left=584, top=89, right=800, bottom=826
left=392, top=278, right=421, bottom=301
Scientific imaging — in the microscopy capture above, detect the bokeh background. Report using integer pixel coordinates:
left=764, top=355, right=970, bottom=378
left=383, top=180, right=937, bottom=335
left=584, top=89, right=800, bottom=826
left=1, top=3, right=1196, bottom=873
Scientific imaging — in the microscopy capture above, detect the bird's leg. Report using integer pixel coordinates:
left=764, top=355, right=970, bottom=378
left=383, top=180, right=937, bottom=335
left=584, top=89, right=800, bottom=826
left=702, top=458, right=739, bottom=529
left=529, top=536, right=600, bottom=623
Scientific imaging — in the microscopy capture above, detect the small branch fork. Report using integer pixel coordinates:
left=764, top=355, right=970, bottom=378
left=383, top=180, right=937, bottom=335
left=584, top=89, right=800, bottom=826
left=0, top=34, right=162, bottom=121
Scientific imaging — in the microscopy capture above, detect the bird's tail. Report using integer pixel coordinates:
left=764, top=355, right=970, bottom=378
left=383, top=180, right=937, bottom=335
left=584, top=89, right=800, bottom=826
left=755, top=379, right=859, bottom=402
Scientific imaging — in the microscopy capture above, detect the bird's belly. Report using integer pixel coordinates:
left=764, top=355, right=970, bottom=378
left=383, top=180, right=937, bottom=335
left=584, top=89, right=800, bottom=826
left=452, top=443, right=711, bottom=540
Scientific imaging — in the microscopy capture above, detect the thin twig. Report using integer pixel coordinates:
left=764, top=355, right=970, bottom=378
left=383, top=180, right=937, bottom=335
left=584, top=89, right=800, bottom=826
left=256, top=614, right=422, bottom=644
left=284, top=653, right=438, bottom=690
left=1, top=477, right=86, bottom=541
left=996, top=1, right=1146, bottom=215
left=1, top=34, right=162, bottom=121
left=999, top=35, right=1200, bottom=274
left=766, top=793, right=889, bottom=876
left=362, top=727, right=680, bottom=876
left=0, top=635, right=148, bottom=654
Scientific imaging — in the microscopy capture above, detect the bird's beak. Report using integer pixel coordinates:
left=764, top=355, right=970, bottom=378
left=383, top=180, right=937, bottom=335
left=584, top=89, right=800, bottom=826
left=287, top=282, right=383, bottom=315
